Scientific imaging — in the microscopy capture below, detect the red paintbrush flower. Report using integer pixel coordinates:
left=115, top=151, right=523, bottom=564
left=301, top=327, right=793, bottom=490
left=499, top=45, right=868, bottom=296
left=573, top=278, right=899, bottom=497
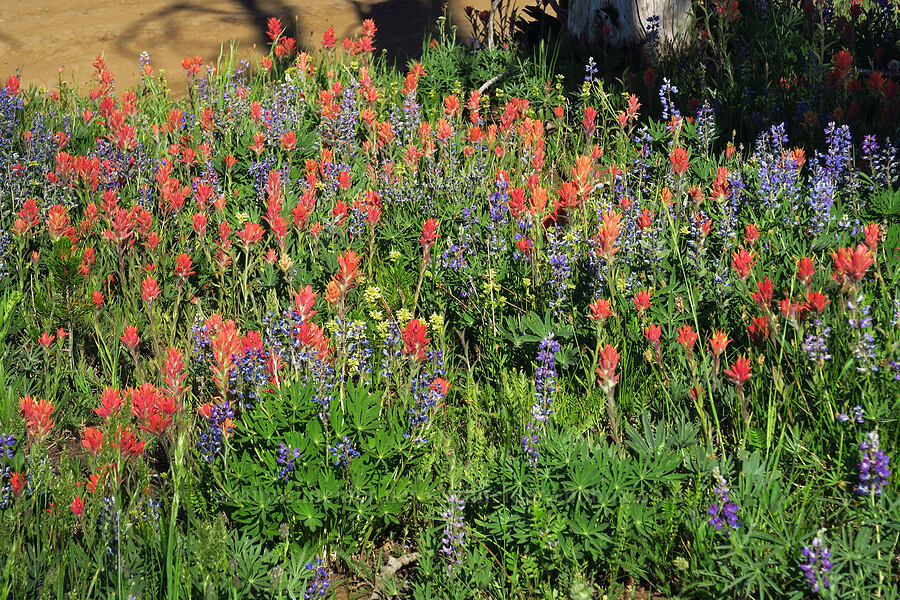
left=95, top=387, right=122, bottom=419
left=335, top=250, right=361, bottom=288
left=724, top=355, right=753, bottom=388
left=632, top=290, right=652, bottom=315
left=637, top=209, right=654, bottom=230
left=366, top=204, right=381, bottom=228
left=748, top=316, right=769, bottom=347
left=595, top=210, right=621, bottom=260
left=582, top=106, right=597, bottom=137
left=420, top=218, right=439, bottom=253
left=129, top=383, right=159, bottom=422
left=162, top=346, right=188, bottom=401
left=708, top=330, right=730, bottom=356
left=192, top=212, right=207, bottom=236
left=181, top=56, right=202, bottom=76
left=807, top=291, right=831, bottom=314
left=10, top=472, right=23, bottom=497
left=676, top=324, right=698, bottom=354
left=238, top=223, right=264, bottom=248
left=644, top=324, right=663, bottom=365
left=81, top=427, right=103, bottom=456
left=750, top=276, right=774, bottom=310
left=266, top=16, right=284, bottom=43
left=174, top=253, right=195, bottom=279
left=778, top=297, right=810, bottom=324
left=46, top=204, right=71, bottom=241
left=248, top=133, right=266, bottom=156
left=5, top=75, right=19, bottom=95
left=71, top=495, right=85, bottom=516
left=831, top=244, right=874, bottom=285
left=731, top=247, right=756, bottom=280
left=210, top=319, right=240, bottom=393
left=280, top=130, right=297, bottom=152
left=401, top=318, right=430, bottom=362
left=140, top=412, right=173, bottom=436
left=117, top=428, right=145, bottom=459
left=643, top=324, right=662, bottom=344
left=430, top=377, right=449, bottom=397
left=292, top=285, right=319, bottom=321
left=141, top=276, right=160, bottom=304
left=82, top=473, right=100, bottom=494
left=797, top=256, right=815, bottom=288
left=38, top=331, right=55, bottom=349
left=669, top=147, right=690, bottom=176
left=20, top=396, right=55, bottom=442
left=587, top=298, right=614, bottom=323
left=362, top=18, right=377, bottom=37
left=744, top=223, right=759, bottom=246
left=864, top=222, right=880, bottom=251
left=121, top=325, right=140, bottom=350
left=829, top=49, right=853, bottom=86
left=322, top=26, right=336, bottom=49
left=596, top=345, right=620, bottom=395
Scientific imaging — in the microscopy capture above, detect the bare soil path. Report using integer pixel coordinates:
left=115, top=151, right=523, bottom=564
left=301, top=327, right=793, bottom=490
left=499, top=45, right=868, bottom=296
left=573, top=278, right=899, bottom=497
left=0, top=0, right=502, bottom=94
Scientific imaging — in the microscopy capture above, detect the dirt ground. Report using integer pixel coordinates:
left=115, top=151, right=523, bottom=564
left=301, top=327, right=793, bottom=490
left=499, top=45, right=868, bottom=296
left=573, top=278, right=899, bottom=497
left=0, top=0, right=526, bottom=96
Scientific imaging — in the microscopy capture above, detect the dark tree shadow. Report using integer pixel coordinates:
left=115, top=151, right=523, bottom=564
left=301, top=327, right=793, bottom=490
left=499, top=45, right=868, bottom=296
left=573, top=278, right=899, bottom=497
left=230, top=0, right=302, bottom=47
left=346, top=0, right=449, bottom=68
left=113, top=0, right=305, bottom=63
left=112, top=0, right=475, bottom=74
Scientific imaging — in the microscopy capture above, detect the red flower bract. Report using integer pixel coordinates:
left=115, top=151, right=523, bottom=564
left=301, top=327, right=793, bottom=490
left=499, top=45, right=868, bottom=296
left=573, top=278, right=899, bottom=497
left=10, top=472, right=24, bottom=497
left=174, top=253, right=195, bottom=279
left=587, top=298, right=614, bottom=322
left=121, top=325, right=140, bottom=350
left=731, top=247, right=756, bottom=280
left=596, top=345, right=620, bottom=395
left=797, top=256, right=815, bottom=287
left=632, top=290, right=652, bottom=315
left=141, top=276, right=160, bottom=304
left=95, top=387, right=122, bottom=419
left=831, top=244, right=874, bottom=285
left=708, top=330, right=730, bottom=356
left=676, top=324, right=698, bottom=353
left=669, top=147, right=690, bottom=176
left=81, top=426, right=103, bottom=456
left=724, top=356, right=753, bottom=388
left=401, top=318, right=430, bottom=362
left=750, top=276, right=773, bottom=310
left=643, top=324, right=662, bottom=344
left=20, top=396, right=55, bottom=443
left=595, top=210, right=621, bottom=260
left=71, top=495, right=85, bottom=516
left=38, top=331, right=55, bottom=349
left=238, top=223, right=264, bottom=248
left=419, top=218, right=439, bottom=253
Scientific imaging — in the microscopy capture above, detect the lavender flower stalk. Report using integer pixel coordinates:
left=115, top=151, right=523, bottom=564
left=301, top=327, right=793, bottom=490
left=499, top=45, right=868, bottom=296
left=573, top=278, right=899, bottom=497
left=276, top=443, right=301, bottom=480
left=0, top=433, right=14, bottom=460
left=522, top=333, right=561, bottom=466
left=856, top=430, right=891, bottom=497
left=441, top=494, right=466, bottom=575
left=329, top=436, right=360, bottom=468
left=304, top=557, right=330, bottom=599
left=707, top=467, right=740, bottom=532
left=800, top=532, right=833, bottom=593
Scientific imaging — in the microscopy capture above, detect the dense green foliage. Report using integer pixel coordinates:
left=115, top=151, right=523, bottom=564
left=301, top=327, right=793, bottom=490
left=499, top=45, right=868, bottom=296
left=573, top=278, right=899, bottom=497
left=0, top=1, right=898, bottom=598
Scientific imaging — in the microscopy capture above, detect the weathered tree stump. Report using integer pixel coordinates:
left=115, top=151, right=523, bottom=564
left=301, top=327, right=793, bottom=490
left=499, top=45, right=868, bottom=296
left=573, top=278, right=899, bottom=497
left=566, top=0, right=693, bottom=48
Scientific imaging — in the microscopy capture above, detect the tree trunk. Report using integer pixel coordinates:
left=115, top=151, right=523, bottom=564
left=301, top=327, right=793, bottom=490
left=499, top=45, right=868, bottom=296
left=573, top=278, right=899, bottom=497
left=566, top=0, right=692, bottom=49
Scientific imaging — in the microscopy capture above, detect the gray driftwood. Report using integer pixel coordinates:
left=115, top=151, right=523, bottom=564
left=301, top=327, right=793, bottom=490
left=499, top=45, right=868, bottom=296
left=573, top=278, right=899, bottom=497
left=368, top=552, right=421, bottom=600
